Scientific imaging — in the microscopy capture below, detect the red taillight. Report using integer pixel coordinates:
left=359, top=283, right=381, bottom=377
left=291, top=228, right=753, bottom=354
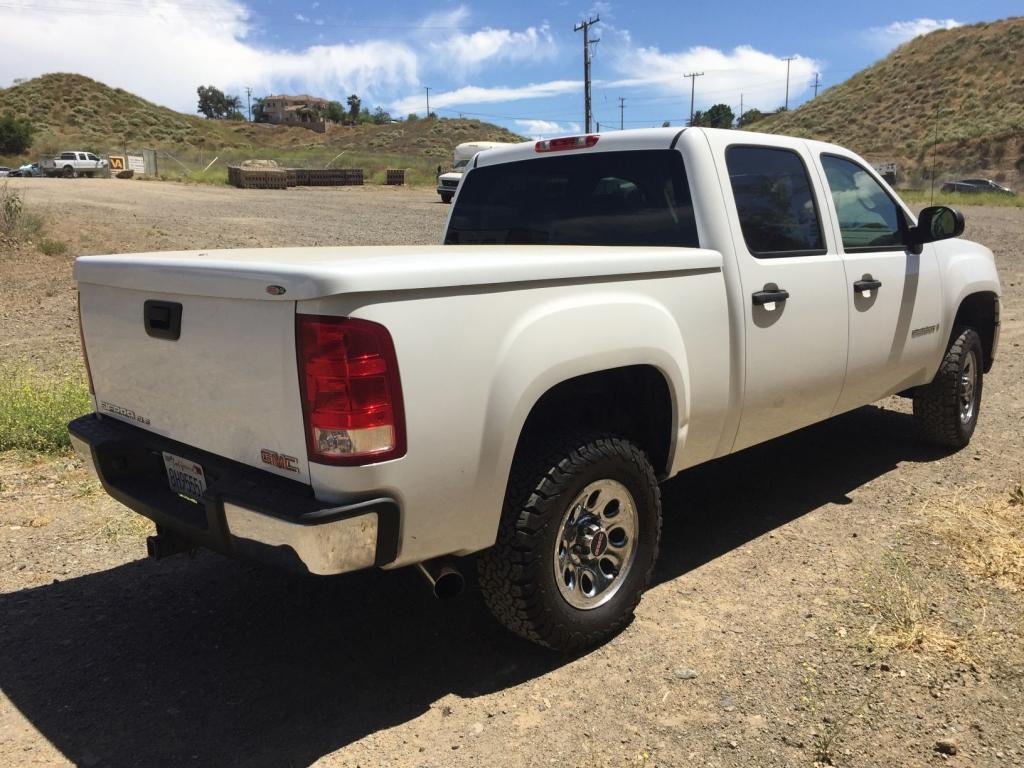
left=535, top=135, right=599, bottom=153
left=77, top=292, right=95, bottom=396
left=296, top=315, right=406, bottom=465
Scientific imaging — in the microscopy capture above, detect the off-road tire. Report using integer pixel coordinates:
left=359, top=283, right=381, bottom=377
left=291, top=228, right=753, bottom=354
left=913, top=327, right=983, bottom=449
left=478, top=433, right=661, bottom=652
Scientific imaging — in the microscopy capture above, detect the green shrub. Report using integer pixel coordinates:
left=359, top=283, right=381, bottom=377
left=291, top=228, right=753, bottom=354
left=38, top=238, right=68, bottom=256
left=0, top=367, right=92, bottom=453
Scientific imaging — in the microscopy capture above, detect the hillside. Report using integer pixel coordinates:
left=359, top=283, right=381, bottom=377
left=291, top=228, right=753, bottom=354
left=753, top=17, right=1024, bottom=184
left=0, top=73, right=524, bottom=166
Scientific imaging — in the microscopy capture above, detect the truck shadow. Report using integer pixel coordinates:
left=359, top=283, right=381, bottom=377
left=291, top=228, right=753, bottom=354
left=0, top=404, right=946, bottom=767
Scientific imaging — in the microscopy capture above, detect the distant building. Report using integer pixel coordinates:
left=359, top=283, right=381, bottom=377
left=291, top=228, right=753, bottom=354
left=263, top=94, right=332, bottom=132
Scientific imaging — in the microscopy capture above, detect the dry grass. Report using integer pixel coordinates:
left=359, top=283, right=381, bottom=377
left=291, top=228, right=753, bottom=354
left=0, top=73, right=524, bottom=171
left=862, top=552, right=963, bottom=657
left=922, top=485, right=1024, bottom=592
left=753, top=17, right=1024, bottom=181
left=97, top=506, right=154, bottom=541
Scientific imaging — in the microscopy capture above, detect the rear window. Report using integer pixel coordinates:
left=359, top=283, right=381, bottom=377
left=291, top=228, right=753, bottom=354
left=726, top=146, right=826, bottom=257
left=445, top=150, right=699, bottom=247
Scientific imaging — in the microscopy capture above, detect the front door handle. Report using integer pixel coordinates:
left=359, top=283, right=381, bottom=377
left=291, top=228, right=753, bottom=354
left=752, top=288, right=790, bottom=306
left=853, top=277, right=882, bottom=292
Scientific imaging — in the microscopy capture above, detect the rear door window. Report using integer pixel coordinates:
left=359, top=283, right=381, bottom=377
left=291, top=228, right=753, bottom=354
left=820, top=154, right=906, bottom=251
left=60, top=152, right=76, bottom=160
left=445, top=150, right=699, bottom=247
left=726, top=146, right=826, bottom=257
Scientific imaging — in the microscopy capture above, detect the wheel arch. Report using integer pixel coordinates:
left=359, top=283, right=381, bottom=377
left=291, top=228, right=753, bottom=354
left=473, top=296, right=689, bottom=544
left=951, top=291, right=999, bottom=372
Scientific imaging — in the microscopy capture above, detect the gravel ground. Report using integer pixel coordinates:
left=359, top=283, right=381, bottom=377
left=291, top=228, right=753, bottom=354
left=0, top=179, right=1022, bottom=767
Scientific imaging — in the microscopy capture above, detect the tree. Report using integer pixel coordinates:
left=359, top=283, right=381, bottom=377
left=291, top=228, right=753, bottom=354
left=371, top=106, right=392, bottom=125
left=324, top=100, right=345, bottom=123
left=406, top=113, right=420, bottom=122
left=223, top=94, right=244, bottom=121
left=356, top=106, right=373, bottom=125
left=346, top=94, right=361, bottom=123
left=737, top=108, right=766, bottom=128
left=689, top=103, right=734, bottom=128
left=196, top=85, right=245, bottom=120
left=661, top=120, right=671, bottom=127
left=251, top=97, right=268, bottom=123
left=702, top=103, right=735, bottom=129
left=0, top=112, right=34, bottom=154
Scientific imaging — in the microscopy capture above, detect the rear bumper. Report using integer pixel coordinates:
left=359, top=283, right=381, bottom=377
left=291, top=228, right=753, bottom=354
left=68, top=414, right=400, bottom=575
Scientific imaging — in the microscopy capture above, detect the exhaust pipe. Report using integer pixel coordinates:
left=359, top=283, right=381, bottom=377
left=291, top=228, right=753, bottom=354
left=146, top=527, right=193, bottom=560
left=416, top=558, right=465, bottom=600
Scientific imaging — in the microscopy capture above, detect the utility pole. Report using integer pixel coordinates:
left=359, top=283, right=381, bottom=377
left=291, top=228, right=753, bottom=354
left=425, top=86, right=431, bottom=117
left=812, top=72, right=821, bottom=98
left=684, top=71, right=704, bottom=124
left=783, top=56, right=796, bottom=109
left=575, top=15, right=600, bottom=132
left=245, top=86, right=252, bottom=122
left=739, top=93, right=743, bottom=123
left=619, top=96, right=625, bottom=130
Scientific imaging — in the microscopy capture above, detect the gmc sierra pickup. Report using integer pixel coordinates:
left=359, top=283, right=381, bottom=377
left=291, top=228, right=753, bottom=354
left=69, top=127, right=1001, bottom=651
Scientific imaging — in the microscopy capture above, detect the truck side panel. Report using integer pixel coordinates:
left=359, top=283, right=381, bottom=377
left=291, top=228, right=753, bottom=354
left=297, top=267, right=731, bottom=567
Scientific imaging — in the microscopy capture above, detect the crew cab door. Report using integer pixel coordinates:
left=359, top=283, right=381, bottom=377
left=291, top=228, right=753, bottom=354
left=715, top=138, right=849, bottom=451
left=814, top=152, right=943, bottom=412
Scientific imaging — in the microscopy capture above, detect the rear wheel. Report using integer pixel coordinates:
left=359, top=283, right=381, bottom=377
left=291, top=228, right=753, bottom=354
left=62, top=165, right=75, bottom=178
left=478, top=433, right=661, bottom=651
left=913, top=327, right=983, bottom=449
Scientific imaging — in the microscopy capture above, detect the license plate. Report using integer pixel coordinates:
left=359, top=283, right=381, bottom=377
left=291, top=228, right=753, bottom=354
left=162, top=451, right=207, bottom=500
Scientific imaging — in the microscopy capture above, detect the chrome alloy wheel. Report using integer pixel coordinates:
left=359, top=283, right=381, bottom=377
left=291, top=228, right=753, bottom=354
left=553, top=479, right=639, bottom=610
left=959, top=349, right=979, bottom=424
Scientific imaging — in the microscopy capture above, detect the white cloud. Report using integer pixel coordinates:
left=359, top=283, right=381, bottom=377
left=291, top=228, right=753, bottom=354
left=393, top=80, right=581, bottom=115
left=0, top=1, right=557, bottom=115
left=514, top=119, right=582, bottom=138
left=608, top=44, right=820, bottom=113
left=0, top=0, right=417, bottom=111
left=434, top=24, right=556, bottom=74
left=864, top=18, right=962, bottom=53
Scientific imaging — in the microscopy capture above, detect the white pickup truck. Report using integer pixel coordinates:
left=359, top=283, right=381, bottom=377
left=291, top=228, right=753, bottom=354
left=42, top=150, right=108, bottom=178
left=70, top=128, right=1001, bottom=650
left=436, top=141, right=508, bottom=203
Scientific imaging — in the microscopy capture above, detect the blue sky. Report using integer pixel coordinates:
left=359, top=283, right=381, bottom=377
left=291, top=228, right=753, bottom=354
left=1, top=1, right=1019, bottom=136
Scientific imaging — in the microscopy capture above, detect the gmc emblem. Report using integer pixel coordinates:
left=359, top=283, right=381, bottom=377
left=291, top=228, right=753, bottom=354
left=261, top=449, right=299, bottom=473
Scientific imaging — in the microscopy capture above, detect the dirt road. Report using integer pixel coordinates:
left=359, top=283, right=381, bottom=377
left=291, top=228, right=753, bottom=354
left=1, top=179, right=1022, bottom=767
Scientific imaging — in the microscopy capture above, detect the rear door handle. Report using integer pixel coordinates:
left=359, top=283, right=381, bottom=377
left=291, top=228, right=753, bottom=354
left=853, top=277, right=882, bottom=292
left=752, top=288, right=790, bottom=306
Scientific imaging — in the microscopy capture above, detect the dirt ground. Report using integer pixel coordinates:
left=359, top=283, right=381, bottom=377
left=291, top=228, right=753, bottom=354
left=1, top=179, right=1022, bottom=768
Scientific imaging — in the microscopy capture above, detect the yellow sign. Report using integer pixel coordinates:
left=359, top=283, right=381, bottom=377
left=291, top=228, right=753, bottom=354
left=109, top=155, right=126, bottom=171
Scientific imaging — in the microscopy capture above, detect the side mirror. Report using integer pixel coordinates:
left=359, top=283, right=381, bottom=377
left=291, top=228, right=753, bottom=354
left=908, top=205, right=965, bottom=247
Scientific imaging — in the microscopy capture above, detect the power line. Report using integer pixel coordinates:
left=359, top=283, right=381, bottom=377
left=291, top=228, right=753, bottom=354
left=574, top=15, right=600, bottom=133
left=684, top=72, right=704, bottom=124
left=782, top=56, right=798, bottom=109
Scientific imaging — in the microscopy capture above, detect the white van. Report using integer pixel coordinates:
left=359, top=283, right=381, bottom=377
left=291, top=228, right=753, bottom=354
left=436, top=141, right=509, bottom=203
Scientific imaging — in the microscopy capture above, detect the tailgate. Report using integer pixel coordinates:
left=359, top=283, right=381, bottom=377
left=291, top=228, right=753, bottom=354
left=79, top=283, right=310, bottom=483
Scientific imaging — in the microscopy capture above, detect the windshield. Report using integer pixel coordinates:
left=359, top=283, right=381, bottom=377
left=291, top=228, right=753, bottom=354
left=445, top=150, right=699, bottom=247
left=452, top=159, right=470, bottom=170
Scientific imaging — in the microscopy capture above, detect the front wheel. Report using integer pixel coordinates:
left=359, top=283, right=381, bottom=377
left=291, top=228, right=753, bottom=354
left=478, top=433, right=661, bottom=651
left=913, top=327, right=983, bottom=449
left=440, top=192, right=453, bottom=204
